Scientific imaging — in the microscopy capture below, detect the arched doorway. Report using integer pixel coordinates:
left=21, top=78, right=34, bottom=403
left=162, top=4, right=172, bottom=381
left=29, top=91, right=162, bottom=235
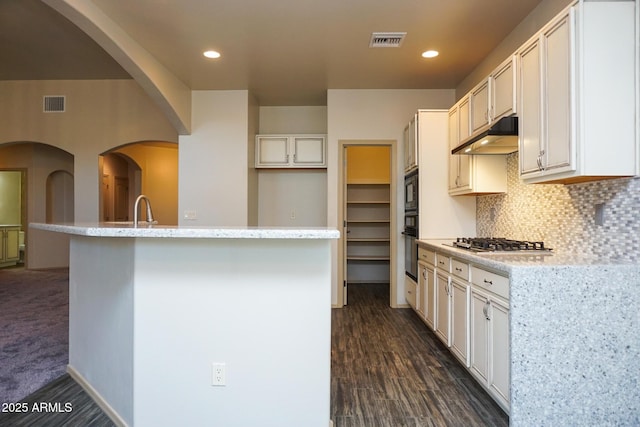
left=46, top=170, right=74, bottom=223
left=0, top=142, right=74, bottom=269
left=100, top=142, right=178, bottom=225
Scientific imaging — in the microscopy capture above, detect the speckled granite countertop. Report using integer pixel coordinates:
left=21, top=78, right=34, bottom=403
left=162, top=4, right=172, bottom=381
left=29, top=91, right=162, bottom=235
left=418, top=238, right=640, bottom=426
left=30, top=222, right=340, bottom=239
left=417, top=238, right=634, bottom=271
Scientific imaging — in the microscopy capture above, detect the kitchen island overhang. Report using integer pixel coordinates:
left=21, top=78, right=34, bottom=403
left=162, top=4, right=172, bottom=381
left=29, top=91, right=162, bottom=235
left=30, top=223, right=339, bottom=427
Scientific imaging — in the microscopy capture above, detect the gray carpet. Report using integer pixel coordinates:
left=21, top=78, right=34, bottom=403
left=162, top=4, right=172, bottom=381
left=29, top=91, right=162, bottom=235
left=0, top=267, right=69, bottom=405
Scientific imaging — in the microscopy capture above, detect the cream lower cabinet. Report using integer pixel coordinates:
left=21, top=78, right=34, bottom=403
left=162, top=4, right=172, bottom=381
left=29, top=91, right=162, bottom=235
left=418, top=260, right=435, bottom=329
left=1, top=226, right=20, bottom=267
left=434, top=269, right=450, bottom=346
left=469, top=267, right=510, bottom=412
left=450, top=259, right=470, bottom=367
left=434, top=253, right=451, bottom=346
left=413, top=245, right=509, bottom=412
left=255, top=134, right=326, bottom=168
left=405, top=276, right=417, bottom=309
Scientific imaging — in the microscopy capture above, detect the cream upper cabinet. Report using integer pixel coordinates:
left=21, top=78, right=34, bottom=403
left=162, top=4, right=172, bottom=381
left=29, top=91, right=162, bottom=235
left=448, top=99, right=507, bottom=196
left=470, top=80, right=489, bottom=133
left=470, top=55, right=517, bottom=135
left=490, top=56, right=517, bottom=122
left=517, top=1, right=637, bottom=183
left=404, top=114, right=418, bottom=173
left=255, top=134, right=326, bottom=168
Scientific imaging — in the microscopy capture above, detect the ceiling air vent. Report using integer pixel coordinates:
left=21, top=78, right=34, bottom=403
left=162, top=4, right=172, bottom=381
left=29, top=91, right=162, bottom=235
left=43, top=96, right=65, bottom=113
left=369, top=32, right=407, bottom=48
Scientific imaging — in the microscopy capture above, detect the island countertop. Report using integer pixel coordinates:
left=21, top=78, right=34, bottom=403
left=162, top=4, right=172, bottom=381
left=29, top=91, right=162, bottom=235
left=30, top=222, right=340, bottom=239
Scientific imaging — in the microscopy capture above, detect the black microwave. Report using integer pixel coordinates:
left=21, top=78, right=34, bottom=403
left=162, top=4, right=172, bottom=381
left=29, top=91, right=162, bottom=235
left=404, top=169, right=418, bottom=212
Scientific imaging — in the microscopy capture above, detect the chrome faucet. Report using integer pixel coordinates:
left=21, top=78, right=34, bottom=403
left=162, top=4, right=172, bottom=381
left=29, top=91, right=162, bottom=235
left=133, top=194, right=157, bottom=227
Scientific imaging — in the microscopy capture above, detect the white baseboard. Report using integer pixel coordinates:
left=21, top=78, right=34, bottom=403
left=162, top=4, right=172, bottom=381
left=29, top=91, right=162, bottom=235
left=66, top=365, right=128, bottom=427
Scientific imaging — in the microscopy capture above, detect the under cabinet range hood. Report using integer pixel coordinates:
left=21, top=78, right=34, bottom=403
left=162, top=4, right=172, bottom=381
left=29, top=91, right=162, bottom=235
left=452, top=116, right=518, bottom=155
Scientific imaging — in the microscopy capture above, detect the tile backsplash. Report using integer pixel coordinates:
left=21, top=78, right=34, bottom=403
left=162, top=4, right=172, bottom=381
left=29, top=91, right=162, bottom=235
left=476, top=153, right=640, bottom=262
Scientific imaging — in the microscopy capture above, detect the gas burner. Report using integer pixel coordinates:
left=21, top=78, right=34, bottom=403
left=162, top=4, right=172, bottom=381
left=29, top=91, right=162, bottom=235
left=451, top=237, right=552, bottom=253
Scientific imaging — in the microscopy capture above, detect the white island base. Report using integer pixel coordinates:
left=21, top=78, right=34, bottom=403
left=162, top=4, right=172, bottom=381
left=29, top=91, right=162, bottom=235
left=33, top=224, right=338, bottom=427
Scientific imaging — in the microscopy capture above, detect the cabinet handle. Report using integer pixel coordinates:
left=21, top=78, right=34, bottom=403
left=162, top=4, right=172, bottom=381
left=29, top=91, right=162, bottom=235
left=483, top=300, right=491, bottom=321
left=422, top=269, right=427, bottom=280
left=483, top=279, right=493, bottom=285
left=455, top=267, right=463, bottom=272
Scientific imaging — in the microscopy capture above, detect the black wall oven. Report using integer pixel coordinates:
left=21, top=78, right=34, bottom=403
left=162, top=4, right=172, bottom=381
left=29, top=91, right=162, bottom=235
left=404, top=169, right=418, bottom=281
left=404, top=169, right=418, bottom=212
left=403, top=214, right=418, bottom=281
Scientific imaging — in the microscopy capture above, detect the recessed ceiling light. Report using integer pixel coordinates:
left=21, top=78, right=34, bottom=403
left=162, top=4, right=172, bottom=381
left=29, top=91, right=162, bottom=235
left=421, top=50, right=439, bottom=58
left=203, top=50, right=221, bottom=59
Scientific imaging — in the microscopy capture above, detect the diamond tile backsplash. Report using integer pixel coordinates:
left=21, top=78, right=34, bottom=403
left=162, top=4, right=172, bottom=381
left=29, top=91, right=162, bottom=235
left=476, top=153, right=640, bottom=262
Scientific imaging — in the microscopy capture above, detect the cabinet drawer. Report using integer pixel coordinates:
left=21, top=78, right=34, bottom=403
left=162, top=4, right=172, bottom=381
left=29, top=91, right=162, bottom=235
left=471, top=266, right=509, bottom=300
left=418, top=247, right=436, bottom=265
left=451, top=258, right=470, bottom=281
left=435, top=254, right=451, bottom=272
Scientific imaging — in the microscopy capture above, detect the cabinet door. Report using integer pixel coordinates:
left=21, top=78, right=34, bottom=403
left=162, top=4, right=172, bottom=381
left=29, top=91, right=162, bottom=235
left=403, top=124, right=411, bottom=172
left=489, top=298, right=510, bottom=409
left=470, top=288, right=489, bottom=384
left=542, top=12, right=572, bottom=173
left=256, top=136, right=289, bottom=167
left=425, top=264, right=435, bottom=329
left=417, top=262, right=427, bottom=318
left=5, top=228, right=19, bottom=260
left=404, top=115, right=417, bottom=172
left=434, top=272, right=450, bottom=346
left=448, top=108, right=460, bottom=191
left=292, top=136, right=325, bottom=166
left=450, top=279, right=469, bottom=366
left=518, top=37, right=543, bottom=176
left=471, top=80, right=489, bottom=133
left=405, top=277, right=417, bottom=309
left=491, top=56, right=517, bottom=121
left=458, top=97, right=471, bottom=142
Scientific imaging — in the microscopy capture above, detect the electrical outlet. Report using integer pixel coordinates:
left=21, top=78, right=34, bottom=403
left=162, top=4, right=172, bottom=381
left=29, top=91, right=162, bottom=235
left=290, top=209, right=296, bottom=220
left=184, top=210, right=197, bottom=220
left=212, top=362, right=226, bottom=386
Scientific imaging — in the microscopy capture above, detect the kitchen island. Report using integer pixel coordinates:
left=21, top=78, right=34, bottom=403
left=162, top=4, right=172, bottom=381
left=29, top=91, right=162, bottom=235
left=31, top=223, right=339, bottom=427
left=417, top=239, right=640, bottom=426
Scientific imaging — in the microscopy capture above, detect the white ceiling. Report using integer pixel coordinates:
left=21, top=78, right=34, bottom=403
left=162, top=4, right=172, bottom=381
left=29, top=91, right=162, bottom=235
left=1, top=0, right=545, bottom=106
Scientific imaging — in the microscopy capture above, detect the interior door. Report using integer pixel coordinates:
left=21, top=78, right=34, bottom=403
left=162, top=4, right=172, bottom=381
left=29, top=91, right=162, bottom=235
left=114, top=177, right=129, bottom=221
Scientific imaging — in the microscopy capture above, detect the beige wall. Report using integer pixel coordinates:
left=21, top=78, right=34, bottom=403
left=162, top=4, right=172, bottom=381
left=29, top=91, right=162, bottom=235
left=178, top=90, right=255, bottom=226
left=0, top=80, right=178, bottom=222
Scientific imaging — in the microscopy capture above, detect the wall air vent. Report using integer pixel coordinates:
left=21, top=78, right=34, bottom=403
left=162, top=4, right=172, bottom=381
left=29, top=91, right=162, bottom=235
left=43, top=96, right=65, bottom=113
left=369, top=32, right=407, bottom=48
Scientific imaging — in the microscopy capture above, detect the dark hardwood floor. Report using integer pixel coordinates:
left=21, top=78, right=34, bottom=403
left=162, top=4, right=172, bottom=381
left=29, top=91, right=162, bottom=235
left=0, top=374, right=114, bottom=426
left=331, top=283, right=508, bottom=427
